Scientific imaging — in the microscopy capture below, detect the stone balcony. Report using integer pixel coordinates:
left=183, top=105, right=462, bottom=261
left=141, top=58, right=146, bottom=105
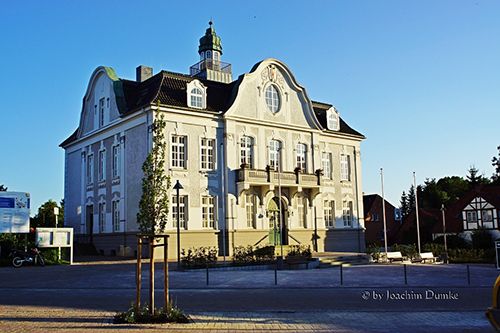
left=237, top=166, right=322, bottom=194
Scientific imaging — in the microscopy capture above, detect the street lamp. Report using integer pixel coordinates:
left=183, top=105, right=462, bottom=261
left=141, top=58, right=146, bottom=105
left=441, top=204, right=448, bottom=264
left=173, top=180, right=183, bottom=268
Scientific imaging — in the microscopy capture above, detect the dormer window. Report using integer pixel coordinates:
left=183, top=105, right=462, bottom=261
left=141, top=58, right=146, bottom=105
left=327, top=107, right=339, bottom=131
left=191, top=88, right=203, bottom=108
left=187, top=80, right=207, bottom=109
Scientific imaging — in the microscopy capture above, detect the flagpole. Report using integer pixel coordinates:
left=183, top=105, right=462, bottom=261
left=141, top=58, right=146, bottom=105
left=413, top=172, right=421, bottom=254
left=380, top=168, right=388, bottom=254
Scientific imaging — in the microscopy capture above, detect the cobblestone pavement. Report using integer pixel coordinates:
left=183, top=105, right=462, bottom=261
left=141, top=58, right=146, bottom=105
left=0, top=305, right=494, bottom=333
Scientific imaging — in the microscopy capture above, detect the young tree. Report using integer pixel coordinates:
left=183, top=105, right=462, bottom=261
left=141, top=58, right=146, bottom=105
left=407, top=185, right=416, bottom=211
left=137, top=113, right=170, bottom=235
left=466, top=165, right=490, bottom=187
left=400, top=191, right=409, bottom=219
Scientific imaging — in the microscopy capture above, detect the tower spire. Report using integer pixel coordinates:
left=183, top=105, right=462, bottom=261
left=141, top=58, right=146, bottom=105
left=189, top=21, right=232, bottom=83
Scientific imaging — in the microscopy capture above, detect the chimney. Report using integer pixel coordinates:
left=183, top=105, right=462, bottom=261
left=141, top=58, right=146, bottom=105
left=136, top=65, right=153, bottom=82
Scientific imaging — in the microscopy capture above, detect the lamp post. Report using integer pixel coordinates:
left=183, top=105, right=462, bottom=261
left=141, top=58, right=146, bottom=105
left=441, top=204, right=448, bottom=264
left=173, top=180, right=183, bottom=268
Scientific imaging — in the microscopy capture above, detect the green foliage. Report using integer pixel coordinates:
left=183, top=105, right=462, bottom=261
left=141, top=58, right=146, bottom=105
left=31, top=199, right=64, bottom=228
left=448, top=248, right=495, bottom=263
left=400, top=191, right=409, bottom=219
left=366, top=244, right=381, bottom=261
left=432, top=235, right=470, bottom=249
left=471, top=228, right=493, bottom=249
left=286, top=245, right=312, bottom=259
left=392, top=243, right=418, bottom=260
left=492, top=145, right=500, bottom=184
left=232, top=245, right=275, bottom=265
left=180, top=246, right=218, bottom=268
left=137, top=111, right=171, bottom=235
left=114, top=303, right=190, bottom=324
left=466, top=166, right=490, bottom=186
left=0, top=234, right=22, bottom=257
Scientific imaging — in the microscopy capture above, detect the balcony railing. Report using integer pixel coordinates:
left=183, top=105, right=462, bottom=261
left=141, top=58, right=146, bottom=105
left=237, top=167, right=321, bottom=188
left=190, top=59, right=232, bottom=76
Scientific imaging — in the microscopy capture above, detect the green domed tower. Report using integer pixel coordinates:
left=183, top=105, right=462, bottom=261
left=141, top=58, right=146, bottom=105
left=190, top=21, right=232, bottom=83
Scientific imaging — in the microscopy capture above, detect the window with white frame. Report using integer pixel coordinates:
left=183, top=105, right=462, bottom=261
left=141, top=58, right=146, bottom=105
left=296, top=143, right=307, bottom=172
left=190, top=88, right=203, bottom=108
left=112, top=200, right=120, bottom=232
left=297, top=196, right=307, bottom=228
left=98, top=149, right=106, bottom=181
left=466, top=211, right=478, bottom=229
left=324, top=200, right=335, bottom=227
left=86, top=154, right=94, bottom=184
left=246, top=194, right=257, bottom=229
left=98, top=202, right=106, bottom=233
left=171, top=135, right=187, bottom=168
left=482, top=209, right=494, bottom=229
left=269, top=140, right=281, bottom=171
left=240, top=136, right=254, bottom=168
left=342, top=201, right=353, bottom=227
left=322, top=152, right=332, bottom=179
left=327, top=108, right=339, bottom=131
left=172, top=195, right=187, bottom=229
left=200, top=138, right=215, bottom=170
left=265, top=84, right=281, bottom=113
left=201, top=196, right=215, bottom=228
left=340, top=154, right=351, bottom=181
left=112, top=145, right=120, bottom=178
left=99, top=98, right=105, bottom=127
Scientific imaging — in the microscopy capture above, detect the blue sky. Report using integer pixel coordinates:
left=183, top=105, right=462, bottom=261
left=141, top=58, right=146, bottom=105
left=1, top=0, right=499, bottom=214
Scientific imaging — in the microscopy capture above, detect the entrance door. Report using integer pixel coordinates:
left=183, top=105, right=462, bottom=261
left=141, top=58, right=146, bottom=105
left=267, top=197, right=288, bottom=245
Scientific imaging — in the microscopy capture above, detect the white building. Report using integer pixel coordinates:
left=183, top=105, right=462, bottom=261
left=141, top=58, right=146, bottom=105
left=60, top=22, right=366, bottom=258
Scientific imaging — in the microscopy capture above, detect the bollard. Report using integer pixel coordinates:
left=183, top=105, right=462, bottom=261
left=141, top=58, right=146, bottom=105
left=206, top=263, right=209, bottom=286
left=275, top=261, right=278, bottom=285
left=404, top=264, right=407, bottom=285
left=340, top=264, right=343, bottom=286
left=467, top=264, right=470, bottom=286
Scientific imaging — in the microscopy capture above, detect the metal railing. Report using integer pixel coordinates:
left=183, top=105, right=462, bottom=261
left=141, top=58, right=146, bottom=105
left=190, top=59, right=232, bottom=76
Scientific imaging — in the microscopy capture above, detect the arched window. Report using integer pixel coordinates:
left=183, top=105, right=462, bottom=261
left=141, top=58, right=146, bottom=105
left=190, top=88, right=203, bottom=108
left=265, top=85, right=281, bottom=113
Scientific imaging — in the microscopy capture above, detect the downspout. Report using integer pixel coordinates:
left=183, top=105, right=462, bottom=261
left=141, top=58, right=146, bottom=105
left=353, top=146, right=362, bottom=253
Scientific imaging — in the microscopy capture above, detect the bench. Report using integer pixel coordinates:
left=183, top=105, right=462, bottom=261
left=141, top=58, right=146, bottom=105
left=417, top=252, right=439, bottom=263
left=385, top=251, right=405, bottom=263
left=412, top=252, right=439, bottom=263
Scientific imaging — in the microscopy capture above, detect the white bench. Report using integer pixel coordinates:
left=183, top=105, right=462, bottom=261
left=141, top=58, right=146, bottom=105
left=386, top=251, right=405, bottom=263
left=412, top=252, right=439, bottom=263
left=419, top=252, right=439, bottom=263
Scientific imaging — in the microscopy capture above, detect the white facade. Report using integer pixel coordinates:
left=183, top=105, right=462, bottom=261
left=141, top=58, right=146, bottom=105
left=61, top=27, right=366, bottom=258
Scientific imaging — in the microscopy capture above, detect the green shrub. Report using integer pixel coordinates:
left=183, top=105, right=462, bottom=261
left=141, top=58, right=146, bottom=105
left=180, top=246, right=217, bottom=268
left=254, top=245, right=275, bottom=262
left=286, top=245, right=312, bottom=259
left=432, top=235, right=470, bottom=249
left=366, top=244, right=381, bottom=261
left=472, top=228, right=493, bottom=249
left=114, top=303, right=190, bottom=324
left=232, top=245, right=275, bottom=264
left=233, top=245, right=255, bottom=264
left=392, top=243, right=418, bottom=260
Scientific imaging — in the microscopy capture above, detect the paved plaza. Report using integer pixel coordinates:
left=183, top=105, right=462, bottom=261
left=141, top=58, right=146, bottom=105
left=0, top=261, right=497, bottom=332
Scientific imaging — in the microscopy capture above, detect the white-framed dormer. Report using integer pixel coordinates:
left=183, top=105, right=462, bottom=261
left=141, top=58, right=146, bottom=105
left=187, top=79, right=207, bottom=109
left=326, top=107, right=340, bottom=131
